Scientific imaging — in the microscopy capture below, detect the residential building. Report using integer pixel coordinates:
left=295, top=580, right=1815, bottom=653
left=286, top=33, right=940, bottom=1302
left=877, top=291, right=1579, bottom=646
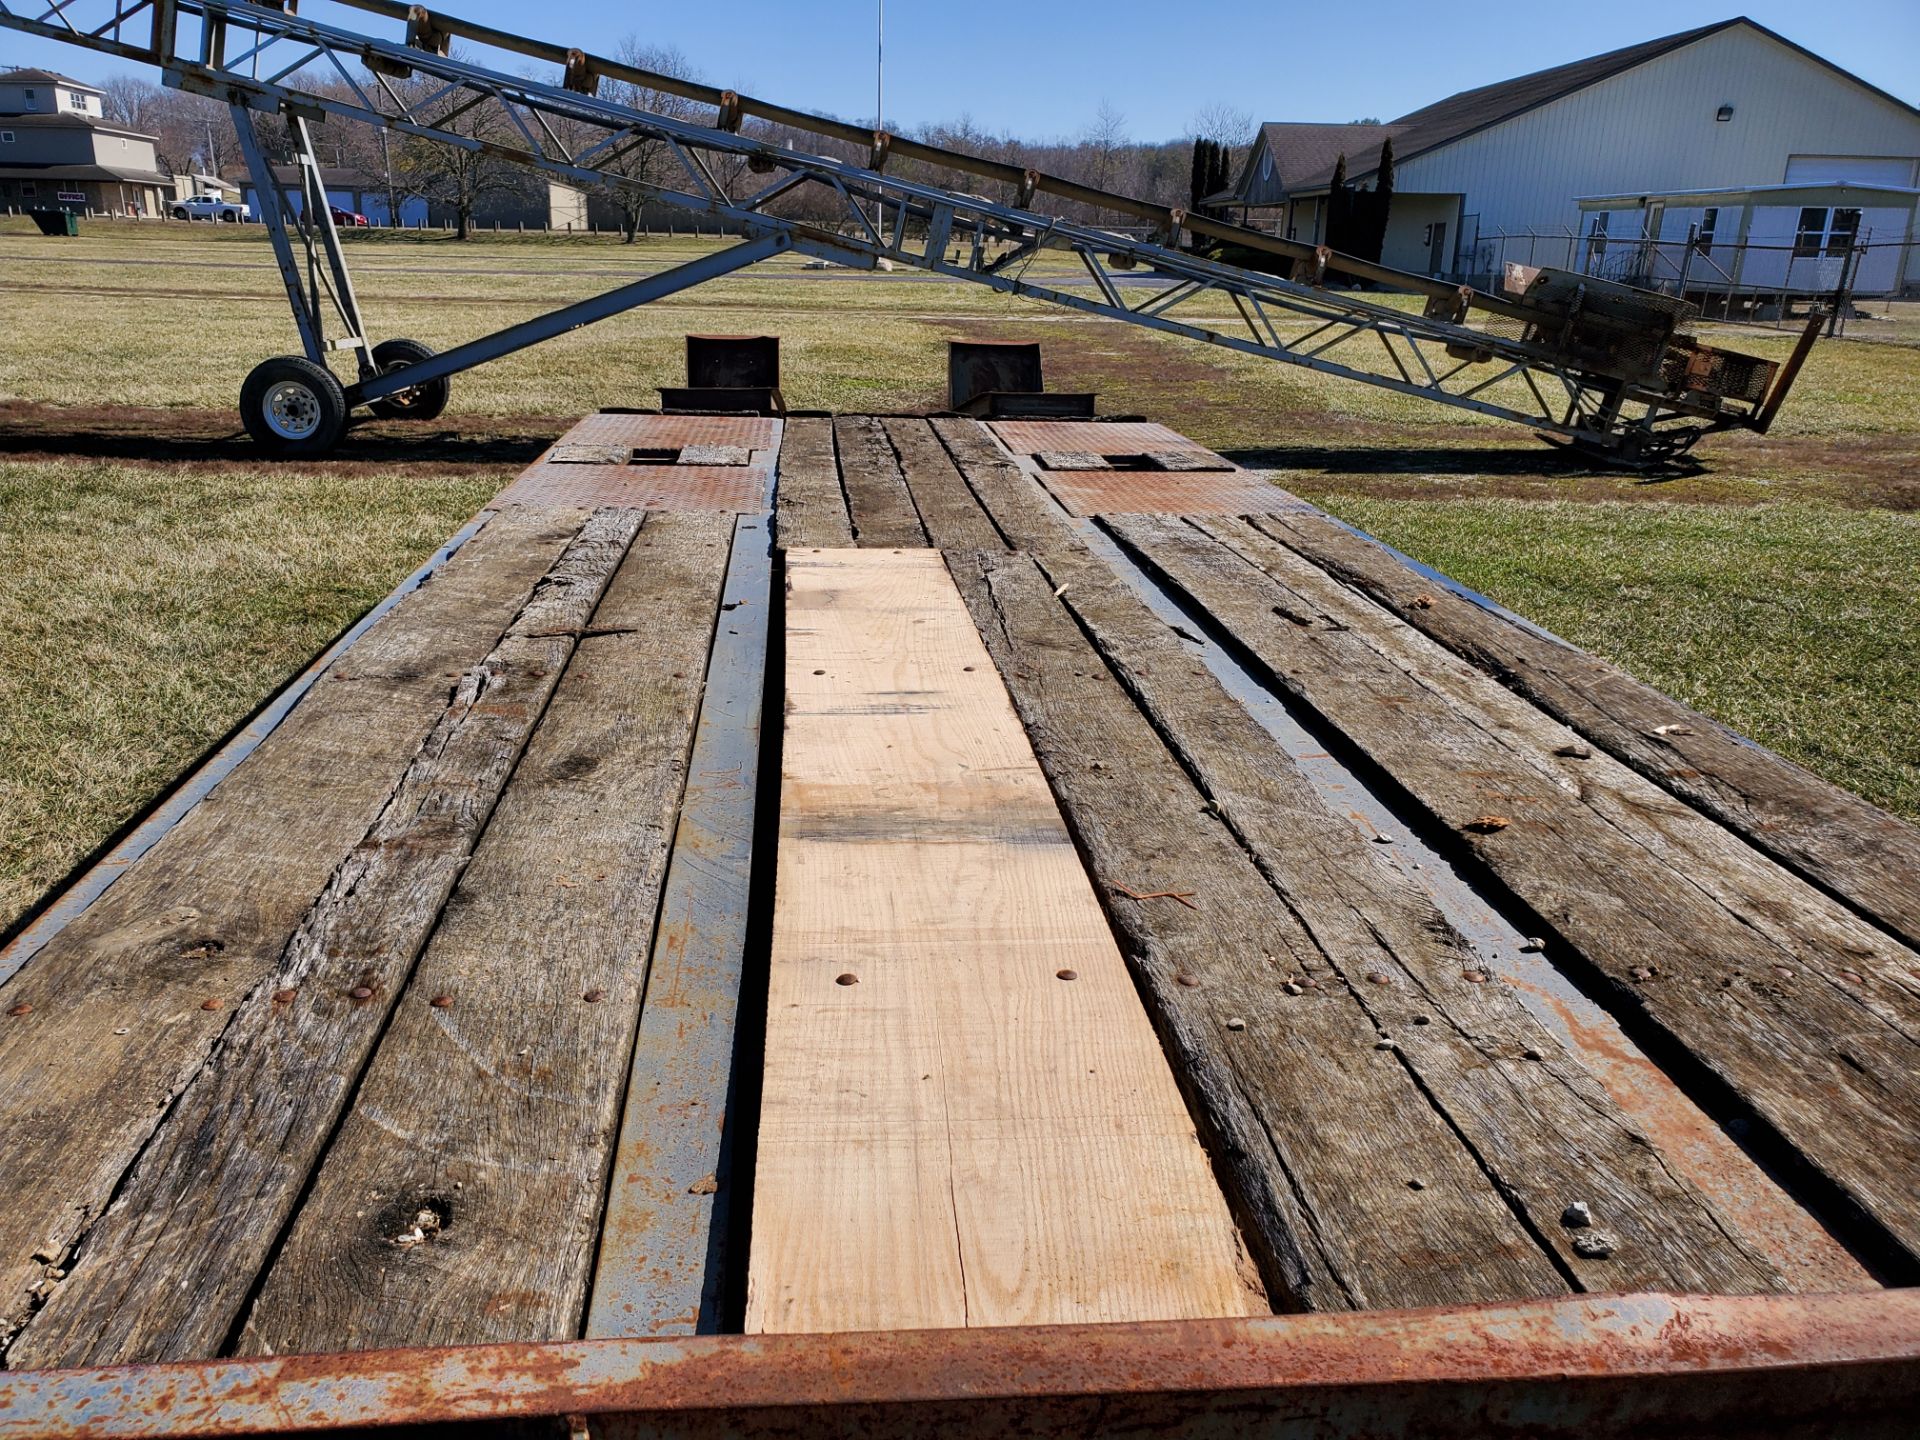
left=1214, top=19, right=1920, bottom=291
left=0, top=68, right=170, bottom=216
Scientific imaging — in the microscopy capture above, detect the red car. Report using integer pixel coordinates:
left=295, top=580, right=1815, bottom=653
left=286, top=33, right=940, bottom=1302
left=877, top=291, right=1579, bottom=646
left=328, top=204, right=370, bottom=227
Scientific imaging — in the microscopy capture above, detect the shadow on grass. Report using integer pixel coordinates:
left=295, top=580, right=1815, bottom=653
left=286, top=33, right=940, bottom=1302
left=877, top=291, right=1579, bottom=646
left=0, top=417, right=551, bottom=471
left=1220, top=442, right=1706, bottom=482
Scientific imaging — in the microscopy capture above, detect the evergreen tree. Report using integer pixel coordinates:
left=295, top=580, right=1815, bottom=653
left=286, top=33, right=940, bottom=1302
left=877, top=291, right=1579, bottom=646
left=1365, top=136, right=1395, bottom=263
left=1326, top=153, right=1350, bottom=254
left=1210, top=142, right=1232, bottom=207
left=1188, top=136, right=1209, bottom=213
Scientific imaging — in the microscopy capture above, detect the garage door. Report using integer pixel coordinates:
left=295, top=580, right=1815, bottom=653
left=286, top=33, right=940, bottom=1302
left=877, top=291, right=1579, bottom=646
left=1784, top=154, right=1918, bottom=186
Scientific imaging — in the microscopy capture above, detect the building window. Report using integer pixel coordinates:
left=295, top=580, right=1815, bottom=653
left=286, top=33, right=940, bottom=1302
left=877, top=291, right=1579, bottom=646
left=1696, top=207, right=1718, bottom=254
left=1795, top=206, right=1864, bottom=258
left=65, top=90, right=87, bottom=110
left=20, top=181, right=34, bottom=196
left=0, top=130, right=12, bottom=143
left=1826, top=207, right=1862, bottom=256
left=1793, top=207, right=1827, bottom=257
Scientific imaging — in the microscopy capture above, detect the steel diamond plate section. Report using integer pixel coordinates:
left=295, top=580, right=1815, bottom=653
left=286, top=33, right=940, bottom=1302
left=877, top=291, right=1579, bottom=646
left=561, top=414, right=781, bottom=450
left=991, top=420, right=1228, bottom=463
left=1037, top=470, right=1300, bottom=517
left=495, top=413, right=777, bottom=511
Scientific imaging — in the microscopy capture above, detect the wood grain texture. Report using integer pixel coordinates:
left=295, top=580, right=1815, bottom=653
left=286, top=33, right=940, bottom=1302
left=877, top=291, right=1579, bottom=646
left=0, top=506, right=587, bottom=1349
left=1033, top=547, right=1786, bottom=1296
left=1251, top=508, right=1920, bottom=953
left=1111, top=512, right=1920, bottom=1269
left=883, top=418, right=1003, bottom=552
left=587, top=515, right=772, bottom=1339
left=945, top=548, right=1566, bottom=1312
left=746, top=549, right=1265, bottom=1334
left=832, top=415, right=926, bottom=547
left=930, top=417, right=1071, bottom=556
left=236, top=512, right=730, bottom=1357
left=773, top=416, right=852, bottom=550
left=9, top=510, right=646, bottom=1367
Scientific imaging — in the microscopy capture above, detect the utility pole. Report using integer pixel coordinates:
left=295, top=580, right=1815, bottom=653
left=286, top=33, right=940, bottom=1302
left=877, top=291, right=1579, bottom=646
left=875, top=0, right=884, bottom=234
left=379, top=124, right=397, bottom=228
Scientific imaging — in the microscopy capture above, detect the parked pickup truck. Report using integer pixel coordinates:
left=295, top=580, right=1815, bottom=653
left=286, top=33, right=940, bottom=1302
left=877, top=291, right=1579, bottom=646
left=171, top=193, right=250, bottom=222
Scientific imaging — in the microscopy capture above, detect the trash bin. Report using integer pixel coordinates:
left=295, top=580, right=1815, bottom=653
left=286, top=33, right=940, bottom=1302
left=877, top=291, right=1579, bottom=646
left=28, top=210, right=80, bottom=237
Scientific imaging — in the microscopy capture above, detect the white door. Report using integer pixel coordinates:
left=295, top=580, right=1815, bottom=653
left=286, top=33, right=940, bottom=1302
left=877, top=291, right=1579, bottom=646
left=1784, top=155, right=1917, bottom=186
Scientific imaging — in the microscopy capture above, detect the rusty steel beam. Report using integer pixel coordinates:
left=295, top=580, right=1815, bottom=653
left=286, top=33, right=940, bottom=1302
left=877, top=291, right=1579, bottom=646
left=1, top=1291, right=1917, bottom=1437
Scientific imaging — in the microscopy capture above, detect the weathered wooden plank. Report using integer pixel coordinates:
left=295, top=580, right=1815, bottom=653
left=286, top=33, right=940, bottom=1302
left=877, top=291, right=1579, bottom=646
left=1182, top=515, right=1920, bottom=1036
left=883, top=418, right=1003, bottom=552
left=0, top=506, right=587, bottom=1349
left=1250, top=508, right=1920, bottom=955
left=9, top=510, right=647, bottom=1367
left=832, top=415, right=925, bottom=547
left=587, top=514, right=772, bottom=1339
left=930, top=417, right=1069, bottom=556
left=1110, top=512, right=1920, bottom=1270
left=773, top=416, right=852, bottom=550
left=235, top=512, right=732, bottom=1357
left=944, top=548, right=1567, bottom=1312
left=1030, top=548, right=1785, bottom=1295
left=746, top=549, right=1266, bottom=1334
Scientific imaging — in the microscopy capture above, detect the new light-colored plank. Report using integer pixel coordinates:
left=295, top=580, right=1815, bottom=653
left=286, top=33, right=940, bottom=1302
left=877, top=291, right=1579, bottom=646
left=11, top=509, right=647, bottom=1367
left=746, top=549, right=1264, bottom=1334
left=236, top=512, right=731, bottom=1357
left=0, top=506, right=586, bottom=1348
left=774, top=416, right=852, bottom=550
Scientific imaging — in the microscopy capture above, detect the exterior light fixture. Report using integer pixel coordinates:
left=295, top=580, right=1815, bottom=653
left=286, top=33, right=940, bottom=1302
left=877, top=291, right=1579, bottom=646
left=1716, top=104, right=1735, bottom=121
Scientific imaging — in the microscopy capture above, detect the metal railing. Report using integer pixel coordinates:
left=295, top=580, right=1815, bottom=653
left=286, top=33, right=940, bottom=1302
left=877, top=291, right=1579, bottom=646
left=1457, top=229, right=1916, bottom=338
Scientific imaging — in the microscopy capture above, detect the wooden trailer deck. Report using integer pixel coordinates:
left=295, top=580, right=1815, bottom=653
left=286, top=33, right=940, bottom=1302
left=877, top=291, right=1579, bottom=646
left=3, top=410, right=1919, bottom=1384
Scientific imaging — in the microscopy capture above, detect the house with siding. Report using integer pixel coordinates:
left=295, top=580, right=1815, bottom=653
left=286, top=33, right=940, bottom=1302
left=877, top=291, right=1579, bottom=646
left=1213, top=18, right=1920, bottom=291
left=0, top=68, right=170, bottom=216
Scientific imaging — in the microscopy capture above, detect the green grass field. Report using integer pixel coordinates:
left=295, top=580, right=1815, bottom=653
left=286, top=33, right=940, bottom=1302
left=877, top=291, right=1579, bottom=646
left=2, top=221, right=1917, bottom=932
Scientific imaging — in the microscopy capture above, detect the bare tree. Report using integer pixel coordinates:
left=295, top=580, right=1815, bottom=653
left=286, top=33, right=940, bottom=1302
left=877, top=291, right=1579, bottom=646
left=1190, top=103, right=1255, bottom=151
left=593, top=41, right=706, bottom=243
left=391, top=56, right=521, bottom=238
left=1081, top=100, right=1128, bottom=193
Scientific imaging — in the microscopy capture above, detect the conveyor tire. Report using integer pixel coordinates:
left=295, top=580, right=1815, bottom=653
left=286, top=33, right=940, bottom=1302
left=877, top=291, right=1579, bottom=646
left=366, top=338, right=451, bottom=421
left=240, top=355, right=348, bottom=457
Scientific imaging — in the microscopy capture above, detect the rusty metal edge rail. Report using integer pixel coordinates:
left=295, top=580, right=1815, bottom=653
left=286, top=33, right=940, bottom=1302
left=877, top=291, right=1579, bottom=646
left=0, top=1291, right=1916, bottom=1436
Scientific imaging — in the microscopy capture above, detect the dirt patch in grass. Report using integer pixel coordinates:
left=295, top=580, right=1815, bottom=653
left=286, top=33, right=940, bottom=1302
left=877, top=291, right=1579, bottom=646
left=1229, top=424, right=1920, bottom=512
left=938, top=321, right=1920, bottom=509
left=0, top=402, right=556, bottom=481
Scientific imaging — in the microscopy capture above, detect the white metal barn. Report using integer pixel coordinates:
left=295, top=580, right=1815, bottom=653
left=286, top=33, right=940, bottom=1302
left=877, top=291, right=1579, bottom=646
left=1219, top=18, right=1920, bottom=290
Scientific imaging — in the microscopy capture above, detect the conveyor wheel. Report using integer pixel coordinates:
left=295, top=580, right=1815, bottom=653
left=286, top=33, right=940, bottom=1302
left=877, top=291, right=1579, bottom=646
left=240, top=356, right=347, bottom=457
left=366, top=338, right=451, bottom=421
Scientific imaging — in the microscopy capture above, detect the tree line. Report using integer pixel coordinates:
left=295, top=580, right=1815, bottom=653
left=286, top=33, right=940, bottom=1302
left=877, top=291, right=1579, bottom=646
left=94, top=58, right=1256, bottom=242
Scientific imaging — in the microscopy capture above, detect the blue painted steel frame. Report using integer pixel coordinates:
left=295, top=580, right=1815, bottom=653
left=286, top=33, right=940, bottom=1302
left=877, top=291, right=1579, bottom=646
left=586, top=508, right=774, bottom=1338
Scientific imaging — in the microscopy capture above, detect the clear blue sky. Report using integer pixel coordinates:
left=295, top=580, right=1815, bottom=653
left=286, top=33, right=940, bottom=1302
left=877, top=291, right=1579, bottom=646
left=4, top=1, right=1916, bottom=139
